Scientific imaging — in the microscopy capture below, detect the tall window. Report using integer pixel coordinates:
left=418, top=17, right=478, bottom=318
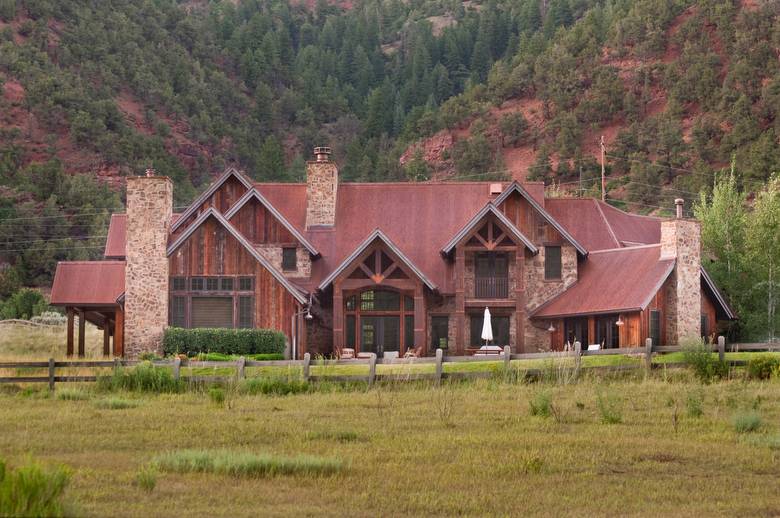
left=431, top=316, right=449, bottom=350
left=701, top=314, right=709, bottom=341
left=596, top=315, right=619, bottom=348
left=650, top=310, right=661, bottom=347
left=470, top=314, right=510, bottom=347
left=170, top=296, right=186, bottom=327
left=475, top=253, right=508, bottom=298
left=282, top=247, right=297, bottom=271
left=545, top=246, right=562, bottom=280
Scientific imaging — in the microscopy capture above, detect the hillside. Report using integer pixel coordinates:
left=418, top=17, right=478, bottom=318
left=0, top=0, right=778, bottom=289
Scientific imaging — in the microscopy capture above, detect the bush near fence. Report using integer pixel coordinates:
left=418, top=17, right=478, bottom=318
left=162, top=328, right=286, bottom=357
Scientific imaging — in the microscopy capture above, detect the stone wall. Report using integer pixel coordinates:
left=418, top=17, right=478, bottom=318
left=124, top=177, right=172, bottom=359
left=305, top=160, right=338, bottom=228
left=255, top=244, right=311, bottom=278
left=524, top=320, right=553, bottom=352
left=661, top=219, right=701, bottom=343
left=525, top=244, right=578, bottom=311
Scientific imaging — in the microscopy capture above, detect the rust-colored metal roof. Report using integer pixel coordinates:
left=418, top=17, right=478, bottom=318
left=532, top=245, right=675, bottom=318
left=104, top=213, right=181, bottom=259
left=545, top=198, right=661, bottom=251
left=50, top=261, right=126, bottom=306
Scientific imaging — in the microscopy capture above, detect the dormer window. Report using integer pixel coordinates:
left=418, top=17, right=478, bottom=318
left=282, top=247, right=297, bottom=271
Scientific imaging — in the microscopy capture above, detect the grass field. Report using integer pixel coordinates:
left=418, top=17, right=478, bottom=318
left=2, top=370, right=780, bottom=516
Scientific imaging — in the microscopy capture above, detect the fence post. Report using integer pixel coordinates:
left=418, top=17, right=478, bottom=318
left=113, top=357, right=120, bottom=372
left=435, top=348, right=443, bottom=385
left=303, top=353, right=311, bottom=382
left=645, top=338, right=653, bottom=373
left=237, top=357, right=246, bottom=380
left=718, top=336, right=725, bottom=363
left=574, top=341, right=581, bottom=374
left=172, top=357, right=181, bottom=381
left=368, top=353, right=377, bottom=386
left=48, top=358, right=55, bottom=391
left=503, top=345, right=511, bottom=372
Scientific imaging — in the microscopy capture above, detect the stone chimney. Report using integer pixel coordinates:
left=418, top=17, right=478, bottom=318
left=124, top=175, right=173, bottom=359
left=660, top=199, right=701, bottom=344
left=305, top=146, right=337, bottom=228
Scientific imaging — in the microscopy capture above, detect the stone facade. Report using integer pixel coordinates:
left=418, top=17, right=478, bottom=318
left=124, top=176, right=172, bottom=359
left=305, top=160, right=338, bottom=228
left=525, top=244, right=578, bottom=311
left=661, top=219, right=701, bottom=343
left=255, top=244, right=312, bottom=278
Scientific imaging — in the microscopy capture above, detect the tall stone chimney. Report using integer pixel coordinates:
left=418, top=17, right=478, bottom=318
left=305, top=147, right=337, bottom=228
left=661, top=199, right=701, bottom=344
left=124, top=175, right=173, bottom=358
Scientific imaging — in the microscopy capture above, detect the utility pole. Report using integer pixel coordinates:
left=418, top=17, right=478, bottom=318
left=600, top=135, right=606, bottom=202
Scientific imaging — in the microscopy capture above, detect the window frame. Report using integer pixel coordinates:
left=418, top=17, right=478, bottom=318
left=282, top=247, right=298, bottom=271
left=169, top=275, right=256, bottom=329
left=544, top=245, right=562, bottom=281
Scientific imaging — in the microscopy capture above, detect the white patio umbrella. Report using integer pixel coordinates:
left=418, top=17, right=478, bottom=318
left=481, top=306, right=493, bottom=346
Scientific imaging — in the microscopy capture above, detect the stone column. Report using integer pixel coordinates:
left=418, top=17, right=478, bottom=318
left=660, top=217, right=701, bottom=344
left=124, top=176, right=173, bottom=359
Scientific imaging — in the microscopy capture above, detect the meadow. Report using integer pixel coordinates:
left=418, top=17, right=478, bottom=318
left=3, top=324, right=780, bottom=516
left=2, top=367, right=780, bottom=516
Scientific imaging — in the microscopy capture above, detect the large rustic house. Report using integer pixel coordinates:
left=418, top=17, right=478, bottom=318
left=50, top=148, right=735, bottom=359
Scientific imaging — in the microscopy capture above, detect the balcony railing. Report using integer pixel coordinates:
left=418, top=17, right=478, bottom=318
left=474, top=276, right=509, bottom=299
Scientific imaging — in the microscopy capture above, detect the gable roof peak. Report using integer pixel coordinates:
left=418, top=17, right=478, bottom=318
left=170, top=167, right=254, bottom=233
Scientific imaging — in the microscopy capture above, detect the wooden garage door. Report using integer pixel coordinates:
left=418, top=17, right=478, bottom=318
left=191, top=297, right=233, bottom=328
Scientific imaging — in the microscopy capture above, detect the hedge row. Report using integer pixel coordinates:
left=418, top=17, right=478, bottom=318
left=163, top=328, right=286, bottom=357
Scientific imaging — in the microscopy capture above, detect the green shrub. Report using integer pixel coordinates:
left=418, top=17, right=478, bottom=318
left=208, top=387, right=226, bottom=405
left=0, top=288, right=48, bottom=320
left=56, top=389, right=91, bottom=401
left=94, top=397, right=138, bottom=410
left=0, top=458, right=71, bottom=517
left=135, top=465, right=157, bottom=492
left=732, top=412, right=762, bottom=433
left=682, top=340, right=728, bottom=383
left=152, top=450, right=342, bottom=478
left=163, top=328, right=286, bottom=357
left=529, top=390, right=552, bottom=417
left=686, top=390, right=704, bottom=418
left=96, top=362, right=183, bottom=393
left=596, top=391, right=623, bottom=424
left=746, top=355, right=780, bottom=380
left=194, top=352, right=284, bottom=362
left=239, top=377, right=309, bottom=396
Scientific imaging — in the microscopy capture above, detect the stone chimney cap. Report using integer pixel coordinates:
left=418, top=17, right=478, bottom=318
left=145, top=168, right=155, bottom=177
left=675, top=198, right=684, bottom=219
left=313, top=147, right=332, bottom=162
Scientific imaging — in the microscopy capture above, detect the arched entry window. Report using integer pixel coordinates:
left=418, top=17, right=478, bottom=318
left=344, top=289, right=415, bottom=357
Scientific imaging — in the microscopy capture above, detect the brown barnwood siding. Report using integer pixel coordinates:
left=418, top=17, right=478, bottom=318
left=619, top=312, right=642, bottom=347
left=498, top=192, right=563, bottom=244
left=702, top=289, right=718, bottom=340
left=639, top=282, right=668, bottom=346
left=171, top=176, right=249, bottom=241
left=229, top=197, right=296, bottom=245
left=169, top=216, right=299, bottom=342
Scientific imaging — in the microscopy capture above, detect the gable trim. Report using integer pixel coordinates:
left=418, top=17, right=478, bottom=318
left=318, top=229, right=437, bottom=291
left=638, top=260, right=677, bottom=311
left=166, top=208, right=308, bottom=304
left=170, top=168, right=254, bottom=234
left=701, top=267, right=737, bottom=320
left=224, top=188, right=320, bottom=256
left=494, top=181, right=588, bottom=255
left=440, top=203, right=538, bottom=255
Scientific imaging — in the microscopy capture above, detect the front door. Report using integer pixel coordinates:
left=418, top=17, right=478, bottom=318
left=360, top=316, right=400, bottom=358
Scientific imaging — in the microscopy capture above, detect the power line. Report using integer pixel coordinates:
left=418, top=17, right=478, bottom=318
left=0, top=244, right=106, bottom=253
left=0, top=235, right=107, bottom=246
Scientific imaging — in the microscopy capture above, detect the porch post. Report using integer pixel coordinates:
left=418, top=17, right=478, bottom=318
left=413, top=282, right=425, bottom=355
left=77, top=309, right=86, bottom=358
left=113, top=307, right=124, bottom=357
left=455, top=246, right=466, bottom=354
left=66, top=307, right=74, bottom=357
left=103, top=318, right=111, bottom=356
left=333, top=280, right=344, bottom=355
left=515, top=248, right=526, bottom=353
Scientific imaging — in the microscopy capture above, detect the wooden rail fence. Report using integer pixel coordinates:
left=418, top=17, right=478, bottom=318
left=1, top=337, right=779, bottom=389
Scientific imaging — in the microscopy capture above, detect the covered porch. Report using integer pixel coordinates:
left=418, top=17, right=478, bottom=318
left=50, top=261, right=127, bottom=357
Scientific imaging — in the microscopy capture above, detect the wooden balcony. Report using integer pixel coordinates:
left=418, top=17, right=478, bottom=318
left=474, top=276, right=509, bottom=299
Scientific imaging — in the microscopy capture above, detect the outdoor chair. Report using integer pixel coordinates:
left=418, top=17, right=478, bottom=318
left=339, top=348, right=355, bottom=359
